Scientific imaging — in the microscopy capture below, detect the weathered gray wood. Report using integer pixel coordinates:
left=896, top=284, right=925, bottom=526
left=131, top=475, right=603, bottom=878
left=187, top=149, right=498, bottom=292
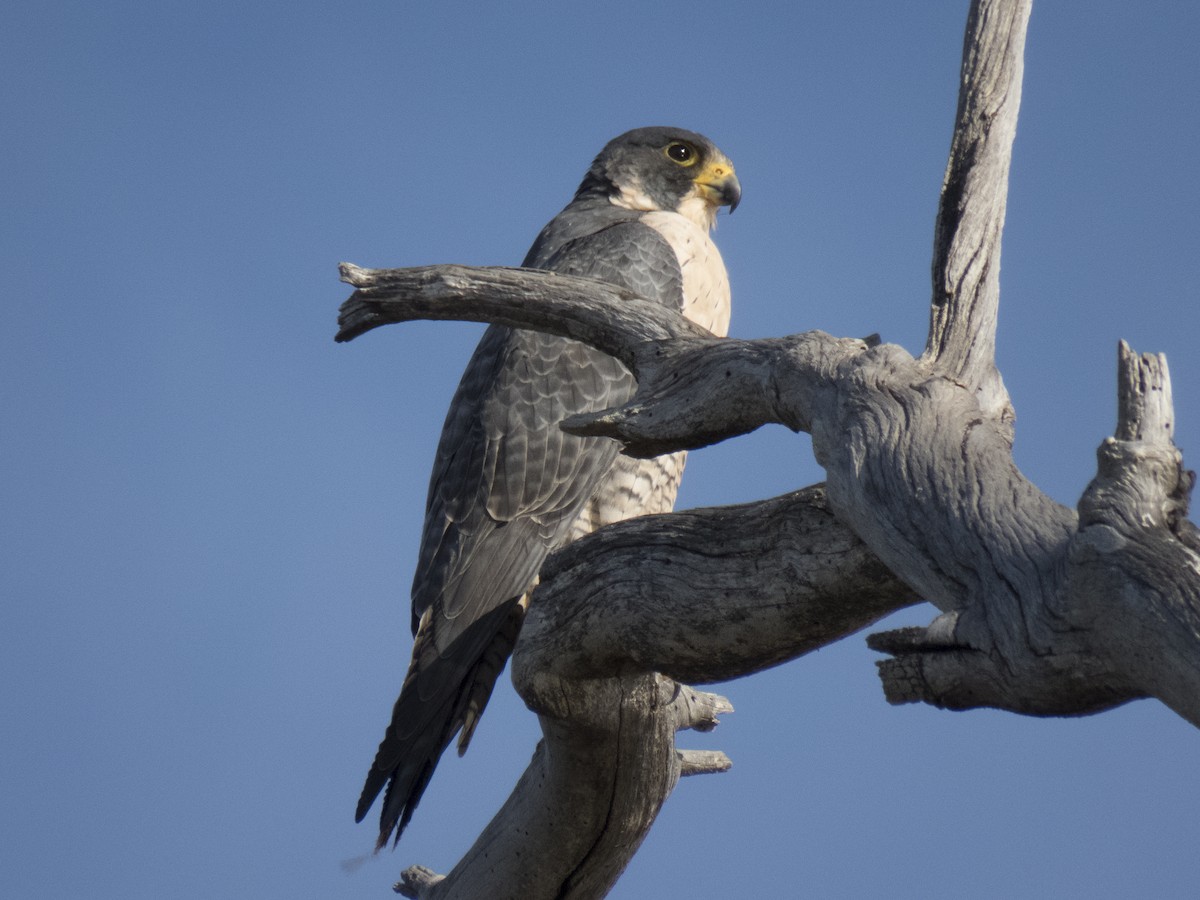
left=677, top=749, right=732, bottom=776
left=386, top=487, right=919, bottom=899
left=337, top=262, right=709, bottom=359
left=924, top=0, right=1030, bottom=427
left=338, top=0, right=1200, bottom=895
left=395, top=677, right=723, bottom=900
left=1064, top=344, right=1200, bottom=725
left=526, top=487, right=921, bottom=684
left=870, top=344, right=1200, bottom=726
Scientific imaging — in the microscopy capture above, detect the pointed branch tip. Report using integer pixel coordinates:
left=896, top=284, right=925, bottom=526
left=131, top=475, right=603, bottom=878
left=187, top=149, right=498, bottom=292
left=394, top=865, right=444, bottom=899
left=678, top=749, right=733, bottom=776
left=339, top=261, right=371, bottom=286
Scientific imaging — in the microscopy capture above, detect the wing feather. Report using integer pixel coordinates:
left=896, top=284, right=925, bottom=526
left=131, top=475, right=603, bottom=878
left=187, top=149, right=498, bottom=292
left=358, top=214, right=688, bottom=846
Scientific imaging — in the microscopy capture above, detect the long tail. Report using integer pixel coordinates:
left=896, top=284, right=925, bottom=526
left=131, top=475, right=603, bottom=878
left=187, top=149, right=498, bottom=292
left=356, top=597, right=526, bottom=849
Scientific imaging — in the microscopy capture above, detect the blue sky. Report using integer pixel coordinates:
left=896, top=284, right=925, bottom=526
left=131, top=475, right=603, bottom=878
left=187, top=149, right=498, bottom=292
left=3, top=2, right=1199, bottom=898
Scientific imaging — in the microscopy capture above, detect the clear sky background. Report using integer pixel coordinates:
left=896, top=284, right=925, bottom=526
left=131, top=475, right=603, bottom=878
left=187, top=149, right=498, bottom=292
left=3, top=2, right=1199, bottom=898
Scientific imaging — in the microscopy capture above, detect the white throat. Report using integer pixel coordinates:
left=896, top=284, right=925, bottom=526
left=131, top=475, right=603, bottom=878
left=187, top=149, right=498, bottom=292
left=609, top=180, right=719, bottom=232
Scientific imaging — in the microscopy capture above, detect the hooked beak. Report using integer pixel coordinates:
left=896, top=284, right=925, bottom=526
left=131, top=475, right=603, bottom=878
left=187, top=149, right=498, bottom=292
left=694, top=157, right=741, bottom=213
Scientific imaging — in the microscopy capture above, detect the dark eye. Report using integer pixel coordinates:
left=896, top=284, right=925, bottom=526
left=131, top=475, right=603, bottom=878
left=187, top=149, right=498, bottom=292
left=664, top=142, right=697, bottom=165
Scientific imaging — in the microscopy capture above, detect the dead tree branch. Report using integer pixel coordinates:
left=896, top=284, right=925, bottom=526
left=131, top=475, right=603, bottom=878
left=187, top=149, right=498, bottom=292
left=337, top=0, right=1200, bottom=895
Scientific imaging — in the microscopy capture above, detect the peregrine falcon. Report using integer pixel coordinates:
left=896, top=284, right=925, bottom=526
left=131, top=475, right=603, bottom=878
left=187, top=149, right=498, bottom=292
left=357, top=126, right=740, bottom=849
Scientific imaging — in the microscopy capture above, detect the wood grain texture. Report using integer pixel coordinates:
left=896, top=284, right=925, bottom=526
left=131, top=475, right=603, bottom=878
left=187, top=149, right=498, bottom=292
left=335, top=1, right=1200, bottom=895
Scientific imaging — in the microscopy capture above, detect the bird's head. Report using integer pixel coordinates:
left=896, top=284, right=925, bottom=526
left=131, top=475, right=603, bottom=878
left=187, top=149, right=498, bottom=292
left=575, top=126, right=741, bottom=230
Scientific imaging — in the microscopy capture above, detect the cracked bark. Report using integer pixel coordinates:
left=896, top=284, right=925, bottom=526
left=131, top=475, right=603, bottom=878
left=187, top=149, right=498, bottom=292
left=337, top=0, right=1199, bottom=895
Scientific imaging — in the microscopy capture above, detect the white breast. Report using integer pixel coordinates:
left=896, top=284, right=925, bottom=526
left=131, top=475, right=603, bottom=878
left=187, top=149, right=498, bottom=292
left=565, top=203, right=731, bottom=538
left=638, top=210, right=731, bottom=337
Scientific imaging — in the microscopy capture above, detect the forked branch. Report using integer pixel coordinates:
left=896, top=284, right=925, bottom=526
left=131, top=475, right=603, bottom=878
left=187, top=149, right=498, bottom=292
left=338, top=1, right=1200, bottom=896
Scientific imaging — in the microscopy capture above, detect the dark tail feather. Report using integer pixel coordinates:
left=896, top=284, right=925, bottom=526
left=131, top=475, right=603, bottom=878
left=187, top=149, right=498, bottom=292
left=356, top=598, right=525, bottom=849
left=456, top=593, right=527, bottom=755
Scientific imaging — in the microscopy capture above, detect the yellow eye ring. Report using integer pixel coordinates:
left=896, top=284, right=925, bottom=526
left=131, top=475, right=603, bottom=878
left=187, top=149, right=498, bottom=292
left=664, top=141, right=698, bottom=166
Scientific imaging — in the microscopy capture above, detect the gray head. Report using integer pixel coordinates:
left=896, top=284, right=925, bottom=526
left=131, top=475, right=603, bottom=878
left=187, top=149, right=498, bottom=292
left=574, top=126, right=740, bottom=229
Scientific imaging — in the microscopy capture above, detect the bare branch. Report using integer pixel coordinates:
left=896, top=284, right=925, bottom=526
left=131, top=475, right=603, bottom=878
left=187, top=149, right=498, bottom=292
left=405, top=675, right=708, bottom=900
left=924, top=0, right=1032, bottom=424
left=401, top=486, right=918, bottom=899
left=337, top=4, right=1200, bottom=896
left=530, top=486, right=920, bottom=683
left=395, top=866, right=443, bottom=900
left=1066, top=343, right=1200, bottom=726
left=563, top=332, right=870, bottom=457
left=677, top=750, right=733, bottom=777
left=337, top=260, right=875, bottom=458
left=337, top=262, right=707, bottom=365
left=871, top=343, right=1200, bottom=724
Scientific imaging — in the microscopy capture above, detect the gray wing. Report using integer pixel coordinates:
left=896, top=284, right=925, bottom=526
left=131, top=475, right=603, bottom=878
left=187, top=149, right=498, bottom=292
left=358, top=217, right=685, bottom=848
left=412, top=220, right=686, bottom=636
